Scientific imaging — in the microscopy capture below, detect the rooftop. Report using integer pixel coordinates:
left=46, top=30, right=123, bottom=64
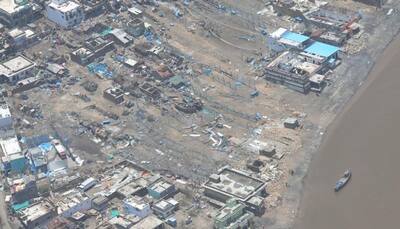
left=56, top=189, right=90, bottom=213
left=133, top=215, right=164, bottom=229
left=304, top=42, right=340, bottom=58
left=0, top=0, right=31, bottom=14
left=124, top=197, right=149, bottom=210
left=271, top=28, right=310, bottom=48
left=0, top=55, right=35, bottom=77
left=148, top=178, right=173, bottom=193
left=19, top=201, right=54, bottom=225
left=8, top=28, right=24, bottom=38
left=48, top=0, right=81, bottom=13
left=281, top=31, right=309, bottom=44
left=204, top=167, right=266, bottom=201
left=0, top=137, right=21, bottom=157
left=154, top=200, right=173, bottom=210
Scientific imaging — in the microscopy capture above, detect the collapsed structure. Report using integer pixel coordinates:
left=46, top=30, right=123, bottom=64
left=203, top=166, right=267, bottom=214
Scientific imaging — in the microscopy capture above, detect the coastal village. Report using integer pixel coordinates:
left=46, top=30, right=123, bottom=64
left=0, top=0, right=395, bottom=228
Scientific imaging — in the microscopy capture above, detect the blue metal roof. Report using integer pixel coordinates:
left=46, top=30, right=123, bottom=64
left=281, top=31, right=309, bottom=43
left=304, top=42, right=340, bottom=58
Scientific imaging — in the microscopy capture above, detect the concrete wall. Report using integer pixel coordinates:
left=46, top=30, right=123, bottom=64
left=0, top=115, right=12, bottom=129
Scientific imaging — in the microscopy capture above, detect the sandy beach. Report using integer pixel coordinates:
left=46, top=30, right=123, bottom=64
left=294, top=34, right=400, bottom=229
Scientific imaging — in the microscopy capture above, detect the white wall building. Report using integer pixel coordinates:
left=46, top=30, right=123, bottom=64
left=46, top=0, right=84, bottom=28
left=123, top=197, right=152, bottom=218
left=0, top=55, right=36, bottom=84
left=0, top=102, right=12, bottom=129
left=56, top=189, right=92, bottom=218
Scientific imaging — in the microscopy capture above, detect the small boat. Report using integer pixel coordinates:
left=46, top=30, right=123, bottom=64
left=334, top=169, right=351, bottom=192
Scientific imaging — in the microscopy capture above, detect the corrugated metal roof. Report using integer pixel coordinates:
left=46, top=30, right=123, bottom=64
left=281, top=31, right=309, bottom=43
left=304, top=42, right=339, bottom=58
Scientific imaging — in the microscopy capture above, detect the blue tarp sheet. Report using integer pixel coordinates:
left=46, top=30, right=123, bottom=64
left=39, top=142, right=53, bottom=152
left=88, top=63, right=114, bottom=79
left=22, top=135, right=51, bottom=148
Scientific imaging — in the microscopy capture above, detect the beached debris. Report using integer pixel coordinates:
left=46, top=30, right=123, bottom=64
left=81, top=81, right=98, bottom=92
left=284, top=118, right=299, bottom=129
left=175, top=96, right=203, bottom=114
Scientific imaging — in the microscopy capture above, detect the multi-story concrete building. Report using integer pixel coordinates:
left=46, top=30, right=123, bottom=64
left=214, top=199, right=254, bottom=229
left=0, top=100, right=12, bottom=129
left=46, top=0, right=84, bottom=28
left=123, top=197, right=152, bottom=218
left=0, top=55, right=36, bottom=84
left=0, top=0, right=41, bottom=27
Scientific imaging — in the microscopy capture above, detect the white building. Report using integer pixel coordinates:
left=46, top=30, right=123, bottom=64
left=0, top=55, right=36, bottom=84
left=56, top=189, right=92, bottom=217
left=0, top=102, right=12, bottom=129
left=0, top=0, right=41, bottom=27
left=123, top=197, right=152, bottom=218
left=46, top=0, right=84, bottom=28
left=0, top=137, right=26, bottom=174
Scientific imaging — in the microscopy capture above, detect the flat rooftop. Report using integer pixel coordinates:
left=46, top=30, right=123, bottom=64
left=48, top=0, right=80, bottom=13
left=148, top=178, right=173, bottom=193
left=56, top=189, right=89, bottom=213
left=133, top=215, right=163, bottom=229
left=0, top=137, right=21, bottom=157
left=124, top=197, right=149, bottom=210
left=19, top=201, right=54, bottom=225
left=0, top=0, right=30, bottom=14
left=204, top=167, right=266, bottom=200
left=0, top=55, right=35, bottom=77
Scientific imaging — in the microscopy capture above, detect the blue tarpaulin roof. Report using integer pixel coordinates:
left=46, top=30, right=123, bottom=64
left=281, top=31, right=309, bottom=43
left=304, top=42, right=340, bottom=58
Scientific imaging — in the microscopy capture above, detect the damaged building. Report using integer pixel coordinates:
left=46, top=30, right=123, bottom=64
left=203, top=166, right=267, bottom=211
left=80, top=0, right=107, bottom=18
left=353, top=0, right=384, bottom=8
left=71, top=36, right=114, bottom=65
left=103, top=87, right=125, bottom=104
left=304, top=5, right=361, bottom=33
left=214, top=199, right=254, bottom=229
left=265, top=37, right=340, bottom=93
left=125, top=18, right=145, bottom=37
left=264, top=50, right=320, bottom=93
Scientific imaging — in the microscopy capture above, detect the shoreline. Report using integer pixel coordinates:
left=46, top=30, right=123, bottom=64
left=294, top=32, right=400, bottom=229
left=258, top=3, right=400, bottom=229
